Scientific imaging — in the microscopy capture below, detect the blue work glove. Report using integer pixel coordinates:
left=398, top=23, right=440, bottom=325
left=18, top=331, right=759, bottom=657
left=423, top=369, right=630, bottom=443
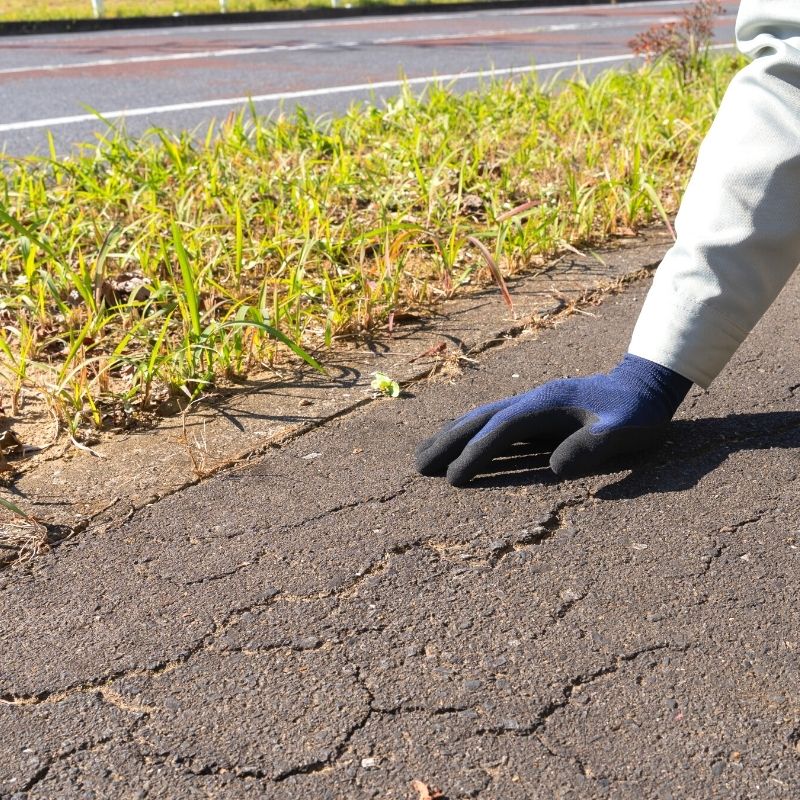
left=416, top=353, right=692, bottom=485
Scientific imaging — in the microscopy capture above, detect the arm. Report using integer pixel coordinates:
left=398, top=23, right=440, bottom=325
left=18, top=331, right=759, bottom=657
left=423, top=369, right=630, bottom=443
left=630, top=0, right=800, bottom=387
left=417, top=0, right=800, bottom=485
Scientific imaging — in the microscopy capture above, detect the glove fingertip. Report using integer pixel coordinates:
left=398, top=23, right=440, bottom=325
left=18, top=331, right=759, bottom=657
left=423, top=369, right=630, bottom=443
left=415, top=447, right=446, bottom=476
left=445, top=461, right=474, bottom=487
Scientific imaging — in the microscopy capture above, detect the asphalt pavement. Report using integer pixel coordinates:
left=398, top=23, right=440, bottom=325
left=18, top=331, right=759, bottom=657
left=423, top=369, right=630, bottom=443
left=0, top=0, right=737, bottom=156
left=1, top=265, right=797, bottom=798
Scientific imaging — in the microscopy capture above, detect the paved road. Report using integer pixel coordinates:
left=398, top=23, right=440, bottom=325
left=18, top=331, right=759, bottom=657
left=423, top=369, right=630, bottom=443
left=1, top=261, right=797, bottom=797
left=0, top=0, right=737, bottom=156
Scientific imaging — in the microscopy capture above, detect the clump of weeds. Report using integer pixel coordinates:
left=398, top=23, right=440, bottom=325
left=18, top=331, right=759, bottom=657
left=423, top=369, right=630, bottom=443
left=629, top=0, right=725, bottom=84
left=0, top=53, right=744, bottom=436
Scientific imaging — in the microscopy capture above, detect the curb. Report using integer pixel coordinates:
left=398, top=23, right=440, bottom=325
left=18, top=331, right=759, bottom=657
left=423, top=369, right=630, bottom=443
left=1, top=0, right=655, bottom=37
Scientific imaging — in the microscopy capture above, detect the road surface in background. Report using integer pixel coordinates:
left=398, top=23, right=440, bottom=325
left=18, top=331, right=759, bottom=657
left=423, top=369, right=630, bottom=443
left=0, top=0, right=737, bottom=156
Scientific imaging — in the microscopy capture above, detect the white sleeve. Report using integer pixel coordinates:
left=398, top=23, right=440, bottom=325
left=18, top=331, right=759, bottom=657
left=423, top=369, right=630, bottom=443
left=628, top=0, right=800, bottom=388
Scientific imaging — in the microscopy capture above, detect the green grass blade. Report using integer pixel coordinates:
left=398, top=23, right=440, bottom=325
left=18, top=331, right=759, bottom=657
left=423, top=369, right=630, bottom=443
left=171, top=222, right=202, bottom=339
left=220, top=320, right=325, bottom=373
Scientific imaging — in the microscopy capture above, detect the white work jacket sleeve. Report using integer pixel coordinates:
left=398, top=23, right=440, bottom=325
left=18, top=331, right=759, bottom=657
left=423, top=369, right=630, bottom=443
left=628, top=0, right=800, bottom=388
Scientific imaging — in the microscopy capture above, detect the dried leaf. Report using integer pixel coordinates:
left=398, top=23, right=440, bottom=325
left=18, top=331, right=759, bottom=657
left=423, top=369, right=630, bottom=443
left=496, top=198, right=539, bottom=222
left=0, top=430, right=23, bottom=454
left=466, top=235, right=514, bottom=313
left=410, top=780, right=445, bottom=800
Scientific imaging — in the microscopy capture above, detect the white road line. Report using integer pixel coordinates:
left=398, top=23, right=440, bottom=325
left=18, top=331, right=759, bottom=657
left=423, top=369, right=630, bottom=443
left=0, top=53, right=641, bottom=132
left=0, top=16, right=684, bottom=77
left=0, top=0, right=710, bottom=43
left=0, top=43, right=736, bottom=134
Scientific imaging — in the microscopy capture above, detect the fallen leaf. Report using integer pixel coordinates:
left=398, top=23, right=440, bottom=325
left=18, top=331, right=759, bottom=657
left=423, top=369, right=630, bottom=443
left=410, top=779, right=445, bottom=800
left=408, top=341, right=447, bottom=364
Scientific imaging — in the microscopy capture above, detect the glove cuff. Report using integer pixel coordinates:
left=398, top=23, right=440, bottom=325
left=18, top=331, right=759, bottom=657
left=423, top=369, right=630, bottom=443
left=612, top=353, right=693, bottom=420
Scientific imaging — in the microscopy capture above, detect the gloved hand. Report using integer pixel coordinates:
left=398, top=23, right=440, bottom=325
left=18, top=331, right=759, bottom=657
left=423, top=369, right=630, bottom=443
left=415, top=353, right=692, bottom=485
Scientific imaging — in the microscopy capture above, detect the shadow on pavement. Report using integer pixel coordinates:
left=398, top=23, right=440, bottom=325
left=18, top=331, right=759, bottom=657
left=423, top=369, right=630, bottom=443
left=598, top=410, right=800, bottom=498
left=466, top=411, right=800, bottom=493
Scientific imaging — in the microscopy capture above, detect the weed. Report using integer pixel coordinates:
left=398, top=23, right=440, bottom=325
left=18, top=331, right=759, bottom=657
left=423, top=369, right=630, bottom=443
left=0, top=55, right=744, bottom=434
left=629, top=0, right=725, bottom=83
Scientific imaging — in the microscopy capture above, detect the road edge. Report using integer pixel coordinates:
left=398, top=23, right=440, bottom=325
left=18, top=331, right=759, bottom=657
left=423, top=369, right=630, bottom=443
left=1, top=0, right=654, bottom=37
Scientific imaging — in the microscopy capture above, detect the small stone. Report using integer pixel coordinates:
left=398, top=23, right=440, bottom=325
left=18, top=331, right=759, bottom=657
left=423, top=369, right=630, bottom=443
left=711, top=761, right=725, bottom=777
left=666, top=698, right=678, bottom=711
left=163, top=696, right=181, bottom=711
left=729, top=751, right=741, bottom=763
left=573, top=691, right=590, bottom=705
left=488, top=540, right=507, bottom=552
left=433, top=667, right=452, bottom=678
left=295, top=636, right=321, bottom=650
left=360, top=757, right=378, bottom=769
left=464, top=679, right=483, bottom=691
left=405, top=645, right=421, bottom=657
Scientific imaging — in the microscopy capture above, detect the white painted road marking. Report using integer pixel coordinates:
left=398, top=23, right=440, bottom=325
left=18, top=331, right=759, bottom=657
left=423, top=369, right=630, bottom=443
left=0, top=44, right=735, bottom=134
left=0, top=53, right=639, bottom=133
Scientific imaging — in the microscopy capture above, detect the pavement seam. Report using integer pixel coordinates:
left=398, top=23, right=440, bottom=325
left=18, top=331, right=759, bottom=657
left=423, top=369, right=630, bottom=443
left=4, top=263, right=661, bottom=572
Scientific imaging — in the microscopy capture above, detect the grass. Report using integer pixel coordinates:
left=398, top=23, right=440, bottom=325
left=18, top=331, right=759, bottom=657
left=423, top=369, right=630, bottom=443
left=2, top=0, right=474, bottom=23
left=0, top=54, right=744, bottom=437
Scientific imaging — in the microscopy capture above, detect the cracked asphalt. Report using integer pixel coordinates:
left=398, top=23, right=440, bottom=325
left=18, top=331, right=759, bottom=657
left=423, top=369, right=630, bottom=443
left=1, top=270, right=798, bottom=798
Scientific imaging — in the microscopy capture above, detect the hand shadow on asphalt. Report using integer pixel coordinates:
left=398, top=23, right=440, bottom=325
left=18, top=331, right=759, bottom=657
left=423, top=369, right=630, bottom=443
left=597, top=410, right=800, bottom=499
left=465, top=411, right=800, bottom=493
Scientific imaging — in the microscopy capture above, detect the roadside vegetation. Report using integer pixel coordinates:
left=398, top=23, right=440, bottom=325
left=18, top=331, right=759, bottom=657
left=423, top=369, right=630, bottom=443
left=5, top=0, right=471, bottom=24
left=0, top=45, right=742, bottom=438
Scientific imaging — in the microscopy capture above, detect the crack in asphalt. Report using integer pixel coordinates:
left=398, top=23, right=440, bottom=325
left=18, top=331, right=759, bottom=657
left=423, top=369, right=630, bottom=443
left=697, top=511, right=772, bottom=576
left=18, top=733, right=119, bottom=794
left=488, top=493, right=588, bottom=569
left=11, top=644, right=677, bottom=793
left=473, top=643, right=671, bottom=739
left=183, top=477, right=416, bottom=587
left=0, top=490, right=591, bottom=710
left=0, top=591, right=282, bottom=708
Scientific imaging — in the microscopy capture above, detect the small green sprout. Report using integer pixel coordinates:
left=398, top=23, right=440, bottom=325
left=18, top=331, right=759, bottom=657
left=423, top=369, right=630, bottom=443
left=371, top=372, right=401, bottom=398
